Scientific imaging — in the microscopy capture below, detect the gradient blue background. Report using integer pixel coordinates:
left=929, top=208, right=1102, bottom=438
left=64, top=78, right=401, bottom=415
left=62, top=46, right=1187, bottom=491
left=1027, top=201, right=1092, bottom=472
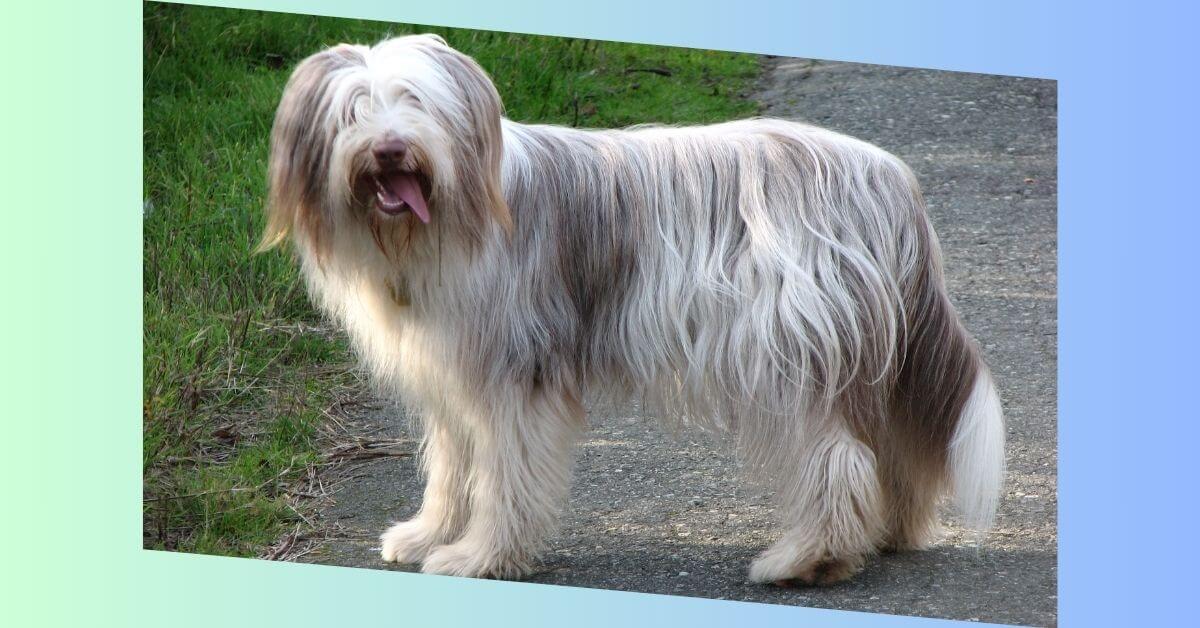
left=5, top=1, right=1197, bottom=626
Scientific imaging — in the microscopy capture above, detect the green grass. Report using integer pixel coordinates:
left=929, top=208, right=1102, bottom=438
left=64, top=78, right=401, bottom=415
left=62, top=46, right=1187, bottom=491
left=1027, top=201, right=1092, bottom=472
left=143, top=1, right=760, bottom=557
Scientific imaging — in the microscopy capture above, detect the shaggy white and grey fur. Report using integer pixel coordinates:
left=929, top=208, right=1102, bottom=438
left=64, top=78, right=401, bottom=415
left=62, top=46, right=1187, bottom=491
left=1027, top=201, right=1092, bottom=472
left=260, top=34, right=1005, bottom=585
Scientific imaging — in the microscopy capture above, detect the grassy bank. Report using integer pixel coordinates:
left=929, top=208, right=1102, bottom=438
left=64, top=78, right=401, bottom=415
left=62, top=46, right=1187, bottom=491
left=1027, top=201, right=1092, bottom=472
left=142, top=1, right=760, bottom=557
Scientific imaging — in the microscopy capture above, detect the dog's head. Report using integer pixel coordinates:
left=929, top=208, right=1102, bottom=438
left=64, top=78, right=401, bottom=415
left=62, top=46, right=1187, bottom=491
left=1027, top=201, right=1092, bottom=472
left=258, top=34, right=511, bottom=259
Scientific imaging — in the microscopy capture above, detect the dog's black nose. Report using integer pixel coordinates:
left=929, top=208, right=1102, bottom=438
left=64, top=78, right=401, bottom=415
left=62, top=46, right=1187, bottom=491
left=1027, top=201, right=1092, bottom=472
left=372, top=138, right=409, bottom=165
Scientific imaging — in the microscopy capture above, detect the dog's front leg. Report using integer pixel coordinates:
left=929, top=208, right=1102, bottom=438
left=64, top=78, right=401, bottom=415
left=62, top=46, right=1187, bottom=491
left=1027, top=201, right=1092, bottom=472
left=381, top=418, right=472, bottom=564
left=420, top=386, right=584, bottom=579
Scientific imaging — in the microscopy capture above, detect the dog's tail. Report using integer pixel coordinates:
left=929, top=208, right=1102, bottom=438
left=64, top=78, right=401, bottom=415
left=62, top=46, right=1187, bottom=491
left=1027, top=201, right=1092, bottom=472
left=887, top=161, right=1005, bottom=535
left=947, top=366, right=1006, bottom=532
left=896, top=289, right=1006, bottom=535
left=894, top=280, right=1006, bottom=536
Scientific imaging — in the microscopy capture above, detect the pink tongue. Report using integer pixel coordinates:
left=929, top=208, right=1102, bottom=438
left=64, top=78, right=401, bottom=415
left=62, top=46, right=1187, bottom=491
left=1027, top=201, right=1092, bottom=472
left=384, top=172, right=430, bottom=223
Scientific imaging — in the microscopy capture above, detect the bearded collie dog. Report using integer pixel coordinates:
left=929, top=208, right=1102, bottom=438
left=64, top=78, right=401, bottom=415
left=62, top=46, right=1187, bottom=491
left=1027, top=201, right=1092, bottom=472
left=258, top=34, right=1005, bottom=585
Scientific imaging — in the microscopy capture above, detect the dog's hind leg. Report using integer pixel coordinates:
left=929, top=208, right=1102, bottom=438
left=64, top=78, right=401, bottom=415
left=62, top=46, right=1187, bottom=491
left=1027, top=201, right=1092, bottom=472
left=877, top=438, right=945, bottom=552
left=748, top=416, right=886, bottom=586
left=381, top=417, right=473, bottom=564
left=420, top=386, right=585, bottom=579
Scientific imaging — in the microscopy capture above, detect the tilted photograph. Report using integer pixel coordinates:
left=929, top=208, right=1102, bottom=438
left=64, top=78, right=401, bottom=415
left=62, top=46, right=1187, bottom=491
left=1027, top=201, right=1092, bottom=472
left=143, top=2, right=1056, bottom=624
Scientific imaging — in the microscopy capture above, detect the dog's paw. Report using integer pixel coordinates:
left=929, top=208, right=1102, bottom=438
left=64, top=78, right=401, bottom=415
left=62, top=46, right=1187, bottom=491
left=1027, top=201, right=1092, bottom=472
left=881, top=521, right=944, bottom=554
left=881, top=528, right=941, bottom=554
left=749, top=542, right=865, bottom=587
left=380, top=519, right=445, bottom=564
left=770, top=557, right=864, bottom=587
left=420, top=540, right=532, bottom=580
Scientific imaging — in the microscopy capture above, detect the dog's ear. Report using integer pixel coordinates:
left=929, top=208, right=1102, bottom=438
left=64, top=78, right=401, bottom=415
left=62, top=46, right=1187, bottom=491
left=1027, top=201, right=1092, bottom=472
left=430, top=45, right=514, bottom=235
left=258, top=45, right=365, bottom=256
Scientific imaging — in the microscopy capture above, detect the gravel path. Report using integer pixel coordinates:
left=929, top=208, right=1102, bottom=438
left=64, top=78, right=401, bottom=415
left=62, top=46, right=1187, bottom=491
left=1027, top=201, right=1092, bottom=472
left=298, top=57, right=1058, bottom=627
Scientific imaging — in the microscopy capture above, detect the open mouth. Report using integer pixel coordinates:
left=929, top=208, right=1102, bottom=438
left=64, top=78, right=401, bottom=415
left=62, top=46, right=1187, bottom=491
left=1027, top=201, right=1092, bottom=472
left=371, top=170, right=431, bottom=223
